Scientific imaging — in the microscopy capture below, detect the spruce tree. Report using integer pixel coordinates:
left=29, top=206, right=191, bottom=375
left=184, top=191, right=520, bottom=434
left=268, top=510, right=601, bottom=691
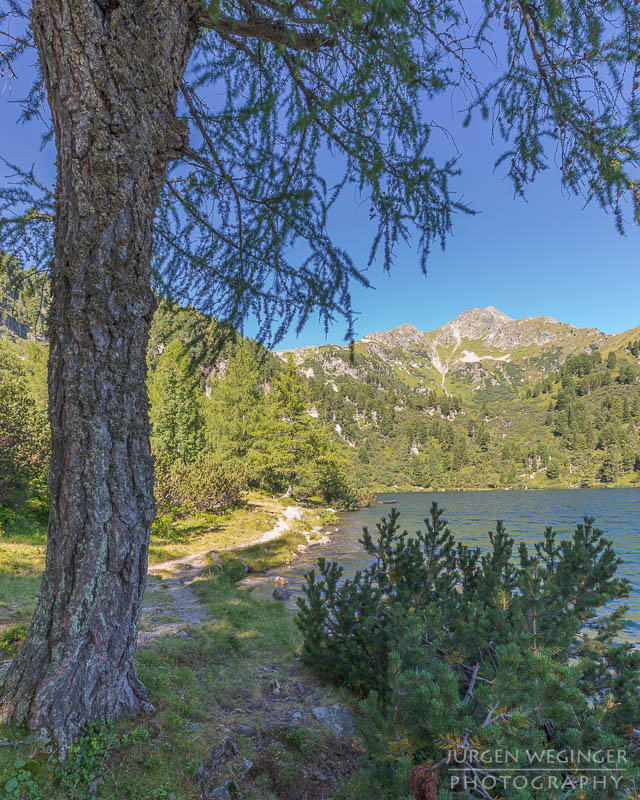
left=268, top=356, right=321, bottom=497
left=205, top=338, right=270, bottom=481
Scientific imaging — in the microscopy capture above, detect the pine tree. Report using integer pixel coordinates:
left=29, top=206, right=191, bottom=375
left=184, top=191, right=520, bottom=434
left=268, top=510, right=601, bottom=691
left=298, top=506, right=640, bottom=799
left=205, top=338, right=270, bottom=482
left=268, top=357, right=322, bottom=497
left=0, top=372, right=49, bottom=506
left=600, top=448, right=623, bottom=483
left=148, top=340, right=205, bottom=466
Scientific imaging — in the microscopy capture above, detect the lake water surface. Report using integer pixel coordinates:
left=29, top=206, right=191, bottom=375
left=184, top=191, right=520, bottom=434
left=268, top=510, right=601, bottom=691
left=245, top=489, right=640, bottom=644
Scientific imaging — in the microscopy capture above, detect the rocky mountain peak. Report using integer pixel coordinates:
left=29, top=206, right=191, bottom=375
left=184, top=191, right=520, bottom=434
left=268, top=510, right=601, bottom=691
left=440, top=306, right=514, bottom=340
left=361, top=323, right=427, bottom=348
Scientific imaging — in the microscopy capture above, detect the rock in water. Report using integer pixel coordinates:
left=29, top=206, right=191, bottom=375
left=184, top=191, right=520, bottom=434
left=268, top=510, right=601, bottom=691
left=311, top=705, right=356, bottom=737
left=272, top=586, right=291, bottom=601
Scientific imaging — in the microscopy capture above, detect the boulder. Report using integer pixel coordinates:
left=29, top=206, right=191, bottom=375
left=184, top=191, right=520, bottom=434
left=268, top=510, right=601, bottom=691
left=232, top=723, right=257, bottom=737
left=209, top=779, right=234, bottom=799
left=236, top=760, right=254, bottom=779
left=284, top=506, right=305, bottom=521
left=272, top=586, right=291, bottom=601
left=311, top=705, right=356, bottom=737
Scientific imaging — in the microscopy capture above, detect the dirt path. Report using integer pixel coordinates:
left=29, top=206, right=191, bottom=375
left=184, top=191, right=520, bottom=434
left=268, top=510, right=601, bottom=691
left=138, top=555, right=213, bottom=646
left=138, top=512, right=297, bottom=645
left=1, top=512, right=297, bottom=665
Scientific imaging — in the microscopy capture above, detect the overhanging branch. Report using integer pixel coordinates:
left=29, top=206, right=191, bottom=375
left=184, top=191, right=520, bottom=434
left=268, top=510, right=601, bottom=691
left=198, top=8, right=334, bottom=51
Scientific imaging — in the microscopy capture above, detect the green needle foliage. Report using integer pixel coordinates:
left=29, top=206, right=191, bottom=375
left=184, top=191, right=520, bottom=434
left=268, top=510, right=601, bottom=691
left=2, top=0, right=640, bottom=341
left=268, top=356, right=323, bottom=495
left=148, top=339, right=206, bottom=467
left=298, top=504, right=640, bottom=799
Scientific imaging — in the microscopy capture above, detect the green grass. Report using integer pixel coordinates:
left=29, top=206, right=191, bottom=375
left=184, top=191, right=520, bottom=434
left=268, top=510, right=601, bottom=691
left=0, top=491, right=320, bottom=671
left=0, top=500, right=48, bottom=632
left=0, top=492, right=316, bottom=614
left=209, top=528, right=308, bottom=580
left=148, top=492, right=319, bottom=565
left=0, top=567, right=356, bottom=800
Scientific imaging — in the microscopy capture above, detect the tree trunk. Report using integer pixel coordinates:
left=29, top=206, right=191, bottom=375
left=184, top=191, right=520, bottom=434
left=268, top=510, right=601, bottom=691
left=0, top=0, right=200, bottom=752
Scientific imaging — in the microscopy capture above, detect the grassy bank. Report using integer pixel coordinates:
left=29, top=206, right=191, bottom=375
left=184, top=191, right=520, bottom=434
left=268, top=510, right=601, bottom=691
left=147, top=492, right=313, bottom=564
left=0, top=494, right=361, bottom=799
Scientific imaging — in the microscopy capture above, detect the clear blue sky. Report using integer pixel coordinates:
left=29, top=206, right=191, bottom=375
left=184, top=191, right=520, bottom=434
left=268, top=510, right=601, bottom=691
left=2, top=54, right=639, bottom=350
left=307, top=133, right=640, bottom=348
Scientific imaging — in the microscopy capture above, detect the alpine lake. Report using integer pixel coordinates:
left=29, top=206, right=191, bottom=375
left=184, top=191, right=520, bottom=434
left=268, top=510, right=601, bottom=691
left=243, top=488, right=640, bottom=645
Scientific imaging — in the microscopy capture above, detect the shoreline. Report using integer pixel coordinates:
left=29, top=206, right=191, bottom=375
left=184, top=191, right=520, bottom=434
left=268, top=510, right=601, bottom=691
left=370, top=483, right=640, bottom=493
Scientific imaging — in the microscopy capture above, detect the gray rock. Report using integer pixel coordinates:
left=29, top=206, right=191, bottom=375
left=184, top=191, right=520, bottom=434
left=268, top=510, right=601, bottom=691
left=272, top=586, right=291, bottom=601
left=201, top=738, right=239, bottom=777
left=312, top=705, right=356, bottom=737
left=232, top=723, right=257, bottom=737
left=236, top=759, right=253, bottom=778
left=284, top=506, right=305, bottom=521
left=209, top=779, right=235, bottom=799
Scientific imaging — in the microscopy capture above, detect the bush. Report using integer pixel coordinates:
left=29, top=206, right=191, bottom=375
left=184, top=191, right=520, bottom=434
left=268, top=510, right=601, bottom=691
left=154, top=456, right=246, bottom=516
left=297, top=504, right=640, bottom=799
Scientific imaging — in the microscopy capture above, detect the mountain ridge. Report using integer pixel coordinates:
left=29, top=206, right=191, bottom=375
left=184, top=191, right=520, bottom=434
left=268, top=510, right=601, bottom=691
left=2, top=278, right=639, bottom=490
left=279, top=306, right=614, bottom=354
left=275, top=306, right=638, bottom=403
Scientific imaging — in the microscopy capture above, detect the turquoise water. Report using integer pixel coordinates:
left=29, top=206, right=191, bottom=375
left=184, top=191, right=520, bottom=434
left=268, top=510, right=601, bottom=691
left=245, top=489, right=640, bottom=643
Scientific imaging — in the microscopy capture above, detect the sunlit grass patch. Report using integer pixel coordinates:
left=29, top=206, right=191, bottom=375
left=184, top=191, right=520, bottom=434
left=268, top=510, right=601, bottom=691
left=0, top=502, right=47, bottom=624
left=211, top=530, right=308, bottom=579
left=147, top=492, right=303, bottom=564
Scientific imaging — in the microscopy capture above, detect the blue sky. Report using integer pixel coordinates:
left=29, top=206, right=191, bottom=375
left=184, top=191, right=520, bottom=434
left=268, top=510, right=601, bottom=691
left=2, top=52, right=639, bottom=351
left=311, top=137, right=640, bottom=348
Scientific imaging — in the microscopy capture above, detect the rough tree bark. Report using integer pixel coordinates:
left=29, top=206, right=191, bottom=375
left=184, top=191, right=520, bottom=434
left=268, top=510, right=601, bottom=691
left=0, top=0, right=200, bottom=751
